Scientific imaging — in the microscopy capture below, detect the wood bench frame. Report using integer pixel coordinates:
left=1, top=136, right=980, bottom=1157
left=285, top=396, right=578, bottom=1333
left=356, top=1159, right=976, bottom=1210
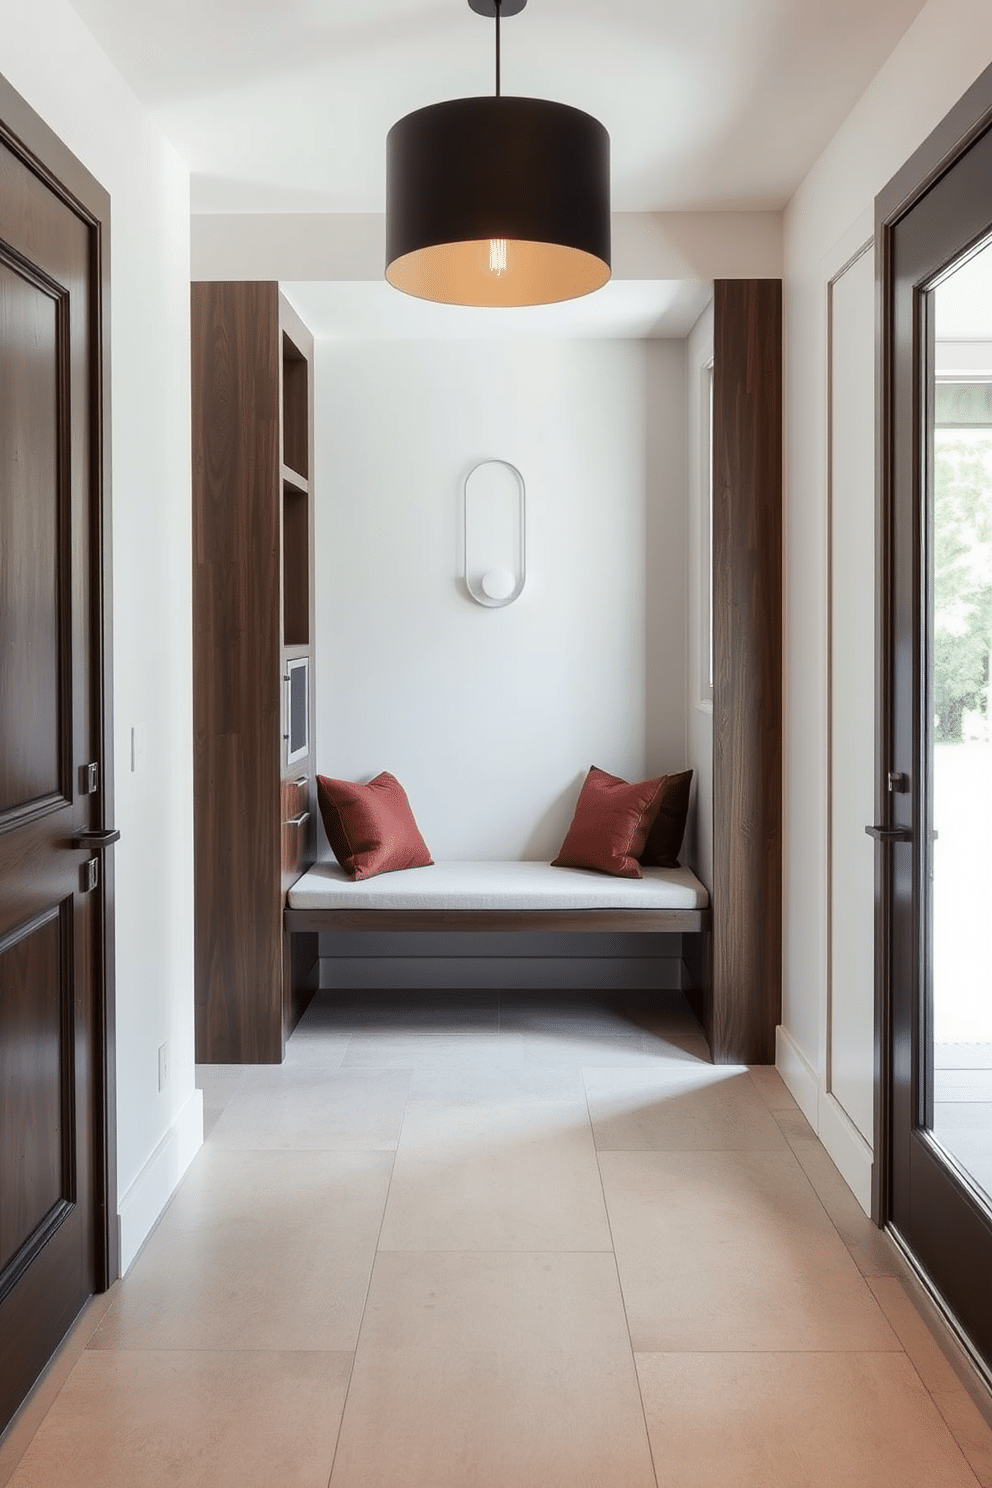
left=282, top=904, right=712, bottom=1048
left=283, top=906, right=709, bottom=935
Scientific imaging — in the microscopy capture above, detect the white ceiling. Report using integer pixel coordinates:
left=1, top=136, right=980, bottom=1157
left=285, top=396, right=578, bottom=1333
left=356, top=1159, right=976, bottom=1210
left=71, top=0, right=928, bottom=217
left=68, top=0, right=929, bottom=338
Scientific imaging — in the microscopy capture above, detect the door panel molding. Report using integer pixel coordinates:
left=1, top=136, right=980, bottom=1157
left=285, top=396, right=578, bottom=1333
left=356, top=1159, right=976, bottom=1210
left=0, top=902, right=75, bottom=1299
left=0, top=241, right=74, bottom=827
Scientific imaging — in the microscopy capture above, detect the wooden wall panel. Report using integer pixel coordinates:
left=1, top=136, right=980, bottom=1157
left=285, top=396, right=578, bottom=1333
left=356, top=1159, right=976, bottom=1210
left=192, top=281, right=283, bottom=1063
left=711, top=279, right=783, bottom=1063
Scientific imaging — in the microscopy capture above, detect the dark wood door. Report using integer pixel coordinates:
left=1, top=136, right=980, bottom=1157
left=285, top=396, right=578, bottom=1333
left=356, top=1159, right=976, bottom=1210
left=878, top=101, right=992, bottom=1378
left=0, top=97, right=114, bottom=1430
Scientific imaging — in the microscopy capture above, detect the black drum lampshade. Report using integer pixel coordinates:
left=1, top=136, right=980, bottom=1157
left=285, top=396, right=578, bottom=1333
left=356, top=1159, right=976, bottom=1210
left=385, top=2, right=611, bottom=307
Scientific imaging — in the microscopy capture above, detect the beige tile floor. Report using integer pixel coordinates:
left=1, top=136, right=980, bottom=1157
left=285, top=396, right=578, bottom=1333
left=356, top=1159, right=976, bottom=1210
left=2, top=987, right=992, bottom=1488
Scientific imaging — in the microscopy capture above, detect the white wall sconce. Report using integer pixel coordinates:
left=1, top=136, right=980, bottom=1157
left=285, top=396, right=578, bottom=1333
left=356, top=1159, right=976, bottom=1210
left=463, top=459, right=526, bottom=607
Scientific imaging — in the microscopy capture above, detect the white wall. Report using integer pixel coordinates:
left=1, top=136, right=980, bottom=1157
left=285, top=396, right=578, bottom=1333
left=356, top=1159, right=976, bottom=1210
left=191, top=210, right=782, bottom=284
left=827, top=243, right=876, bottom=1162
left=1, top=0, right=199, bottom=1269
left=314, top=337, right=689, bottom=861
left=781, top=0, right=992, bottom=1209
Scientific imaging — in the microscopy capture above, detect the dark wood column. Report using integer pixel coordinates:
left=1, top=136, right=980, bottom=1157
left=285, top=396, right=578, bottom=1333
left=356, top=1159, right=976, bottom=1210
left=192, top=281, right=283, bottom=1063
left=710, top=279, right=783, bottom=1063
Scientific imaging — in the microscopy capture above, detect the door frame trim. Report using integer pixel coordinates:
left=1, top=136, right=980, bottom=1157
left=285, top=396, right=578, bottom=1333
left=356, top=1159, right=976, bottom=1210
left=873, top=59, right=992, bottom=1227
left=0, top=72, right=118, bottom=1286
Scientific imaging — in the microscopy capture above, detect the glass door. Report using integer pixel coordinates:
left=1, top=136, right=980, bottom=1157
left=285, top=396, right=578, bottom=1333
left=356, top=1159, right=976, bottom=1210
left=880, top=115, right=992, bottom=1380
left=929, top=245, right=992, bottom=1207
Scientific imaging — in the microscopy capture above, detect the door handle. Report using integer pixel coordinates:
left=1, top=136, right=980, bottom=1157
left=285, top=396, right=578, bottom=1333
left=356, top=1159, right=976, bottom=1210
left=72, top=827, right=121, bottom=848
left=865, top=824, right=912, bottom=842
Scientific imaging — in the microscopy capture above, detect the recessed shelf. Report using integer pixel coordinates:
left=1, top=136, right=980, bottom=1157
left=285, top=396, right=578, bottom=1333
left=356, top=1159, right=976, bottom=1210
left=283, top=485, right=310, bottom=646
left=282, top=333, right=309, bottom=479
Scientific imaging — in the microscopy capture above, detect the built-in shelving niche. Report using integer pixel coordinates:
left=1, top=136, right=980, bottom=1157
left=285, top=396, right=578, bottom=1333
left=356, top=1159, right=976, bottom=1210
left=282, top=332, right=310, bottom=647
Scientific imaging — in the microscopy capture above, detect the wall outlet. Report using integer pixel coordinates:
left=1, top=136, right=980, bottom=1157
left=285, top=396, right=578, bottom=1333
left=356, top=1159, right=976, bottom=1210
left=157, top=1041, right=168, bottom=1092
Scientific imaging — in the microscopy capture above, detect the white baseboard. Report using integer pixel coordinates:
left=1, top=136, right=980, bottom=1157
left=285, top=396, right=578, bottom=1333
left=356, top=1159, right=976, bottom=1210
left=817, top=1090, right=874, bottom=1216
left=775, top=1024, right=874, bottom=1217
left=775, top=1023, right=818, bottom=1126
left=117, top=1087, right=203, bottom=1275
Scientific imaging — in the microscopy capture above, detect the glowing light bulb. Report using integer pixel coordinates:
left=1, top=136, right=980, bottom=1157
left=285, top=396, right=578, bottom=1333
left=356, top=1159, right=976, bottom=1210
left=489, top=238, right=508, bottom=277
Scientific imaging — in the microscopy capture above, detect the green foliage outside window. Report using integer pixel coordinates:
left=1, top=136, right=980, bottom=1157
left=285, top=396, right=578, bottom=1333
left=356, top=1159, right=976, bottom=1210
left=933, top=435, right=992, bottom=742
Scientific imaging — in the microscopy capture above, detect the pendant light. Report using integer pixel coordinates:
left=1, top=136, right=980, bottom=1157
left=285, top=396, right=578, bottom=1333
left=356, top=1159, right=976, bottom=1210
left=385, top=0, right=611, bottom=308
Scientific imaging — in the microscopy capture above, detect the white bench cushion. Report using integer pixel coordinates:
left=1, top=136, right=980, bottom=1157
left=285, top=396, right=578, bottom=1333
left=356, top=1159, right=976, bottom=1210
left=287, top=859, right=709, bottom=912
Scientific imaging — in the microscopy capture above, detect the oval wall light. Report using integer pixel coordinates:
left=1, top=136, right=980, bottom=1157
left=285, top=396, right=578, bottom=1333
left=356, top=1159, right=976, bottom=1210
left=385, top=0, right=611, bottom=308
left=463, top=460, right=526, bottom=607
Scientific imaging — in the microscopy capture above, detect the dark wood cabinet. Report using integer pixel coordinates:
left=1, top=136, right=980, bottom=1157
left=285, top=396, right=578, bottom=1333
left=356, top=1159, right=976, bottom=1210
left=192, top=281, right=318, bottom=1063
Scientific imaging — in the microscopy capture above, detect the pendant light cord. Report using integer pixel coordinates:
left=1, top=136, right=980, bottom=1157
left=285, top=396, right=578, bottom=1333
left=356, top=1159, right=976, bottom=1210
left=495, top=0, right=501, bottom=97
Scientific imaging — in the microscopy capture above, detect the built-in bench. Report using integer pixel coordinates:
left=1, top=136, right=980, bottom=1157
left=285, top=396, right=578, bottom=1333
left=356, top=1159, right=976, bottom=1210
left=285, top=858, right=708, bottom=929
left=283, top=860, right=711, bottom=1016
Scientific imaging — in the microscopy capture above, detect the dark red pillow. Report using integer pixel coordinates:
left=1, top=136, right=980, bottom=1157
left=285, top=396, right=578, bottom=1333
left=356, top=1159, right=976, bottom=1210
left=551, top=766, right=664, bottom=878
left=316, top=772, right=433, bottom=880
left=639, top=770, right=693, bottom=868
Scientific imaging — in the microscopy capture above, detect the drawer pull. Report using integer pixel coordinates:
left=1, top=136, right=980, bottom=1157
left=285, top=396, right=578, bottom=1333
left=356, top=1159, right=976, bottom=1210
left=286, top=811, right=311, bottom=828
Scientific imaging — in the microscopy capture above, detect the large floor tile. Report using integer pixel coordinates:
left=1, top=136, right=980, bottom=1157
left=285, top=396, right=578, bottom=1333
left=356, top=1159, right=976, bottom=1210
left=379, top=1101, right=612, bottom=1250
left=746, top=1064, right=800, bottom=1111
left=405, top=1061, right=588, bottom=1103
left=869, top=1277, right=974, bottom=1395
left=584, top=1066, right=787, bottom=1150
left=511, top=1025, right=712, bottom=1069
left=209, top=1067, right=411, bottom=1150
left=281, top=1026, right=352, bottom=1069
left=599, top=1149, right=901, bottom=1351
left=329, top=1349, right=657, bottom=1488
left=498, top=999, right=656, bottom=1041
left=635, top=1352, right=980, bottom=1487
left=195, top=1063, right=246, bottom=1105
left=92, top=1147, right=392, bottom=1351
left=776, top=1121, right=908, bottom=1278
left=196, top=1064, right=247, bottom=1139
left=8, top=1350, right=352, bottom=1488
left=358, top=1250, right=631, bottom=1353
left=499, top=992, right=706, bottom=1062
left=396, top=1094, right=592, bottom=1156
left=342, top=1032, right=522, bottom=1068
left=932, top=1388, right=992, bottom=1488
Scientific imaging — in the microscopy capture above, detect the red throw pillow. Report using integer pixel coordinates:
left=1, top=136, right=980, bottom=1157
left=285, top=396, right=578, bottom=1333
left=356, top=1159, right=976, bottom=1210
left=639, top=769, right=693, bottom=868
left=316, top=772, right=433, bottom=880
left=551, top=766, right=665, bottom=878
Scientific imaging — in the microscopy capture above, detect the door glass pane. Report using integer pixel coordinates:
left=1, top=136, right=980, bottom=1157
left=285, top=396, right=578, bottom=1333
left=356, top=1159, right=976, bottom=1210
left=929, top=236, right=992, bottom=1205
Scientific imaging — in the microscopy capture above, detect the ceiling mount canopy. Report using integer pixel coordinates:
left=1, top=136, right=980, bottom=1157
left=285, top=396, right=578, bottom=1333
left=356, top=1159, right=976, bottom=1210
left=385, top=0, right=611, bottom=308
